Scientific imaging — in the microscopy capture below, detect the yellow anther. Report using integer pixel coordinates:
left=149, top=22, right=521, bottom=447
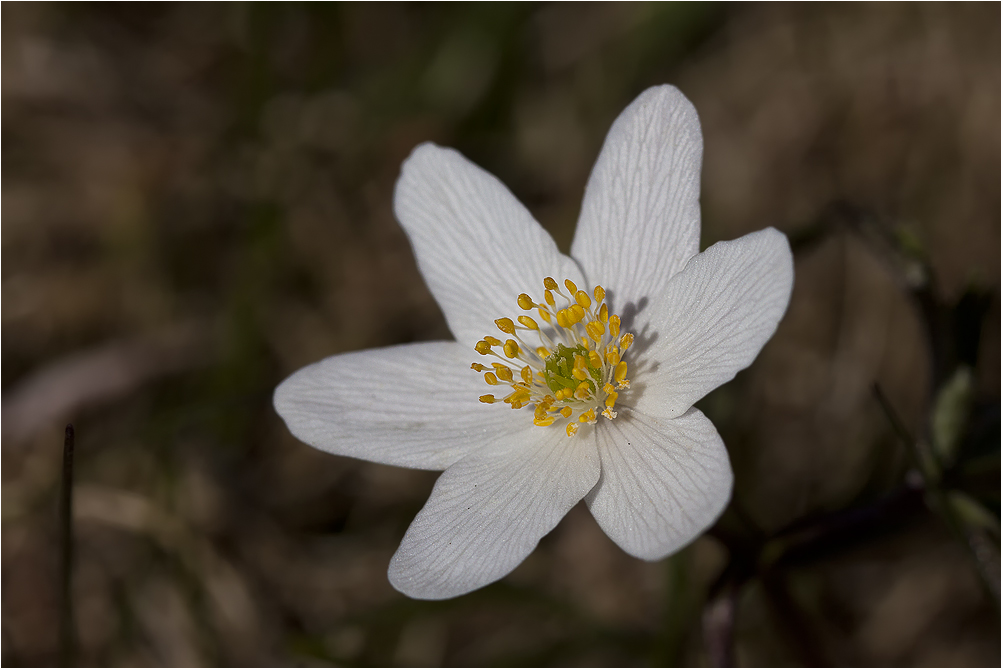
left=495, top=317, right=515, bottom=334
left=566, top=422, right=579, bottom=437
left=564, top=279, right=578, bottom=294
left=517, top=293, right=535, bottom=310
left=485, top=336, right=502, bottom=347
left=479, top=394, right=496, bottom=404
left=603, top=382, right=615, bottom=395
left=580, top=409, right=597, bottom=424
left=537, top=307, right=552, bottom=323
left=602, top=407, right=617, bottom=420
left=620, top=333, right=634, bottom=350
left=599, top=303, right=608, bottom=323
left=588, top=350, right=602, bottom=369
left=560, top=406, right=573, bottom=418
left=614, top=361, right=628, bottom=383
left=605, top=391, right=618, bottom=407
left=496, top=367, right=513, bottom=382
left=606, top=348, right=620, bottom=366
left=575, top=382, right=591, bottom=400
left=573, top=367, right=588, bottom=381
left=572, top=304, right=587, bottom=323
left=575, top=290, right=591, bottom=309
left=609, top=315, right=621, bottom=338
left=484, top=372, right=499, bottom=385
left=544, top=290, right=555, bottom=307
left=534, top=415, right=556, bottom=427
left=517, top=315, right=539, bottom=330
left=521, top=366, right=532, bottom=384
left=543, top=277, right=558, bottom=291
left=556, top=309, right=571, bottom=329
left=593, top=285, right=605, bottom=302
left=475, top=340, right=492, bottom=355
left=586, top=320, right=605, bottom=342
left=505, top=388, right=530, bottom=403
left=503, top=339, right=520, bottom=358
left=471, top=363, right=487, bottom=372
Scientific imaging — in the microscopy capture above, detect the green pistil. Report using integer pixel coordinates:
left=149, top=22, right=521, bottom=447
left=544, top=343, right=599, bottom=396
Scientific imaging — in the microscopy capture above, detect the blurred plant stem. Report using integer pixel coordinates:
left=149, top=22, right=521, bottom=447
left=59, top=424, right=76, bottom=667
left=875, top=384, right=1001, bottom=605
left=702, top=205, right=1000, bottom=663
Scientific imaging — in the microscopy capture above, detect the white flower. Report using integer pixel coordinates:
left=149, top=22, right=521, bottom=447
left=274, top=85, right=794, bottom=600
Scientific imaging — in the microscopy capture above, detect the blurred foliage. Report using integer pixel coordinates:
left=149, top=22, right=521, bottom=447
left=2, top=2, right=999, bottom=667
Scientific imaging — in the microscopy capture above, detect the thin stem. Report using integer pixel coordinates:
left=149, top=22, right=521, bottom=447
left=59, top=424, right=76, bottom=667
left=702, top=584, right=737, bottom=667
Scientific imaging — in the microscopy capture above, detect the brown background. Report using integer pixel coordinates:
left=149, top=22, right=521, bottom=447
left=3, top=3, right=999, bottom=666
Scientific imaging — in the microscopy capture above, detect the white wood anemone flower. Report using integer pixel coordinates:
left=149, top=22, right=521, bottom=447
left=274, top=85, right=794, bottom=600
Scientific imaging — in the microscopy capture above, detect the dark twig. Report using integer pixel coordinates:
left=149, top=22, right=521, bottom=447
left=59, top=424, right=76, bottom=667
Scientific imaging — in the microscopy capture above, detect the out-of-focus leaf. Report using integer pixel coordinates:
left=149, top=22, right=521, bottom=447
left=947, top=490, right=1001, bottom=541
left=931, top=366, right=974, bottom=468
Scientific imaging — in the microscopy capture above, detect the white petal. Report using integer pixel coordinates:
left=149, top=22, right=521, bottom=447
left=273, top=341, right=513, bottom=470
left=571, top=85, right=703, bottom=308
left=585, top=407, right=731, bottom=560
left=632, top=227, right=794, bottom=419
left=394, top=143, right=584, bottom=348
left=388, top=425, right=600, bottom=599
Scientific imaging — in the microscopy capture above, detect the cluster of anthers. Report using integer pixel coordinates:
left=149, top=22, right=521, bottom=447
left=472, top=277, right=634, bottom=437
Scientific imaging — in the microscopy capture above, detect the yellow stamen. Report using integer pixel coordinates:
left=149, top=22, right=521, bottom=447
left=503, top=339, right=520, bottom=358
left=495, top=317, right=515, bottom=334
left=518, top=315, right=539, bottom=330
left=586, top=321, right=605, bottom=343
left=609, top=315, right=620, bottom=338
left=474, top=276, right=635, bottom=437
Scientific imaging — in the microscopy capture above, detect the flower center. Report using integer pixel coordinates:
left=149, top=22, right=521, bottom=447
left=472, top=277, right=633, bottom=437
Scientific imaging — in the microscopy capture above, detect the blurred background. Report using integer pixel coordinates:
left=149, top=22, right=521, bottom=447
left=2, top=2, right=999, bottom=666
